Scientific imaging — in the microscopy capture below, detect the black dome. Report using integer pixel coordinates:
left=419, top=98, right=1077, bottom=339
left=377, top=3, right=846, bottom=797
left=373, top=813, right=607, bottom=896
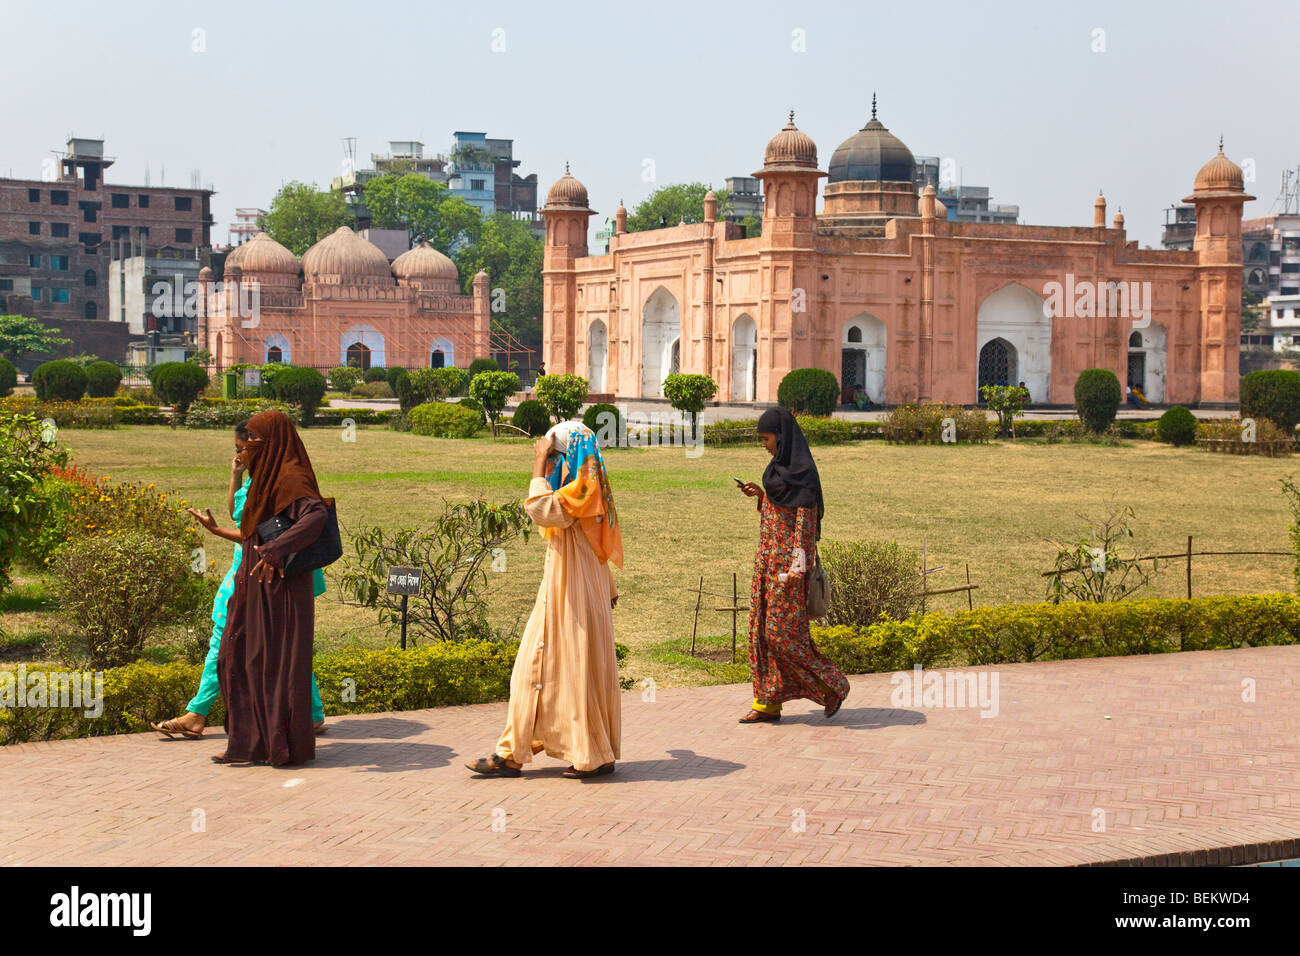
left=827, top=109, right=916, bottom=184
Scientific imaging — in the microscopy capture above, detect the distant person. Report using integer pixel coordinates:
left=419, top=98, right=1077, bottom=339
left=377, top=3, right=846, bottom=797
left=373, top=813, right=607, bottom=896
left=851, top=385, right=874, bottom=411
left=1132, top=385, right=1151, bottom=407
left=536, top=363, right=546, bottom=377
left=1126, top=385, right=1141, bottom=407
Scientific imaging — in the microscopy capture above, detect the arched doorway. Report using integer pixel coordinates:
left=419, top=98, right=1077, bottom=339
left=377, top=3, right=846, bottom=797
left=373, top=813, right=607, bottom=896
left=84, top=301, right=97, bottom=319
left=977, top=337, right=1017, bottom=393
left=640, top=286, right=680, bottom=398
left=347, top=341, right=371, bottom=369
left=977, top=284, right=1051, bottom=403
left=264, top=333, right=291, bottom=365
left=841, top=314, right=886, bottom=404
left=341, top=324, right=385, bottom=369
left=587, top=319, right=607, bottom=392
left=731, top=314, right=757, bottom=402
left=1127, top=324, right=1166, bottom=402
left=430, top=336, right=454, bottom=369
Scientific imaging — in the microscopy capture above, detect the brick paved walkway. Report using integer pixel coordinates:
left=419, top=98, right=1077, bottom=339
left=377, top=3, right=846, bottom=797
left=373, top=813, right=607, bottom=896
left=3, top=646, right=1299, bottom=866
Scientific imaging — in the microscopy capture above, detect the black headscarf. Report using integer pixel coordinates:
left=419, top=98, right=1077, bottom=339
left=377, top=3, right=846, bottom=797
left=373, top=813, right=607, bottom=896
left=757, top=407, right=824, bottom=522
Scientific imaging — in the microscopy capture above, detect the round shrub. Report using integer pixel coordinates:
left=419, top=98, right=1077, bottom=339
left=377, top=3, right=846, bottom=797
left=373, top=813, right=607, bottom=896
left=385, top=365, right=408, bottom=392
left=1073, top=368, right=1122, bottom=433
left=85, top=361, right=122, bottom=398
left=821, top=539, right=924, bottom=627
left=1241, top=369, right=1300, bottom=433
left=458, top=395, right=488, bottom=426
left=512, top=399, right=551, bottom=437
left=32, top=360, right=88, bottom=402
left=260, top=362, right=292, bottom=394
left=364, top=366, right=387, bottom=383
left=535, top=373, right=589, bottom=423
left=408, top=401, right=484, bottom=439
left=468, top=357, right=499, bottom=378
left=271, top=366, right=328, bottom=425
left=150, top=362, right=209, bottom=417
left=1157, top=405, right=1197, bottom=446
left=329, top=366, right=363, bottom=392
left=777, top=368, right=839, bottom=416
left=583, top=402, right=622, bottom=446
left=0, top=357, right=16, bottom=397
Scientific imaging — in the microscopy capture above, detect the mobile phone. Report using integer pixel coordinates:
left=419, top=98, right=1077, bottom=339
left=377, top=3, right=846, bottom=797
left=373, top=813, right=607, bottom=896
left=732, top=476, right=744, bottom=487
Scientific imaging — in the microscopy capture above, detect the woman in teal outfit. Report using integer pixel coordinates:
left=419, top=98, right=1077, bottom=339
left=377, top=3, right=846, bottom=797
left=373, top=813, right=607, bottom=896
left=150, top=420, right=327, bottom=739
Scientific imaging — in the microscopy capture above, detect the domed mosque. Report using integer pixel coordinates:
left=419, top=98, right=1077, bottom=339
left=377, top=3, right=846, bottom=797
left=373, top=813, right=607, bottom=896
left=540, top=103, right=1251, bottom=409
left=201, top=227, right=491, bottom=371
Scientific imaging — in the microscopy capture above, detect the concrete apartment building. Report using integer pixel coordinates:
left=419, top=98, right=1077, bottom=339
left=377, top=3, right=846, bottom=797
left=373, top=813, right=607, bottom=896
left=0, top=137, right=213, bottom=366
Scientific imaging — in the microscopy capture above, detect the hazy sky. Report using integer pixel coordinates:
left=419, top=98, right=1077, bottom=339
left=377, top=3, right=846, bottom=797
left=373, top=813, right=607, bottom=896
left=3, top=0, right=1296, bottom=250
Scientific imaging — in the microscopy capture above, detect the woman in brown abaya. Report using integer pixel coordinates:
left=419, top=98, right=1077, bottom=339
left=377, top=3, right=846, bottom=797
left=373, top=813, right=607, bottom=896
left=215, top=409, right=329, bottom=766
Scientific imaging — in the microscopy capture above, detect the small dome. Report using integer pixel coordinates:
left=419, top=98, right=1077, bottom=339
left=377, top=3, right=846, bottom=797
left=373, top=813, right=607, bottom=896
left=198, top=265, right=214, bottom=280
left=828, top=96, right=915, bottom=184
left=392, top=241, right=458, bottom=282
left=1194, top=140, right=1244, bottom=193
left=546, top=163, right=589, bottom=208
left=302, top=226, right=392, bottom=280
left=225, top=232, right=299, bottom=276
left=933, top=197, right=947, bottom=218
left=764, top=111, right=818, bottom=168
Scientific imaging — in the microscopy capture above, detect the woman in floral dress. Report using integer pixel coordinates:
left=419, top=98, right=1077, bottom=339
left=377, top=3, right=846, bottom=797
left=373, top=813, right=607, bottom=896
left=737, top=407, right=848, bottom=723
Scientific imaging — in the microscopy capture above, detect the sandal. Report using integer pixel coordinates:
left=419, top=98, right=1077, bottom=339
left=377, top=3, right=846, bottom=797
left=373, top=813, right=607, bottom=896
left=211, top=753, right=252, bottom=765
left=150, top=715, right=205, bottom=739
left=563, top=762, right=615, bottom=779
left=738, top=710, right=781, bottom=723
left=466, top=754, right=522, bottom=777
left=824, top=691, right=846, bottom=719
left=314, top=721, right=327, bottom=736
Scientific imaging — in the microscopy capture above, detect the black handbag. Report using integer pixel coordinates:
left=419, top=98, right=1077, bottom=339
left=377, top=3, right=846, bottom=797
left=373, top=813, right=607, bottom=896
left=256, top=499, right=342, bottom=575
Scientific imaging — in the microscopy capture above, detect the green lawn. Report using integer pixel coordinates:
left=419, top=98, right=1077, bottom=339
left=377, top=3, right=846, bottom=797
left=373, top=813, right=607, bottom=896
left=9, top=425, right=1299, bottom=688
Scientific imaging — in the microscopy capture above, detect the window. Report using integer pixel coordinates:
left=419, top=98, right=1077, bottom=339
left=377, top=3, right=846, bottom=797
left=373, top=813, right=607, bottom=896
left=111, top=193, right=129, bottom=209
left=266, top=346, right=283, bottom=363
left=175, top=228, right=193, bottom=244
left=174, top=196, right=192, bottom=212
left=0, top=280, right=12, bottom=291
left=51, top=255, right=69, bottom=271
left=31, top=287, right=41, bottom=300
left=28, top=254, right=41, bottom=268
left=51, top=222, right=69, bottom=238
left=112, top=225, right=130, bottom=239
left=137, top=227, right=149, bottom=239
left=84, top=301, right=97, bottom=319
left=28, top=222, right=39, bottom=235
left=50, top=288, right=69, bottom=303
left=79, top=232, right=100, bottom=248
left=1129, top=331, right=1143, bottom=347
left=28, top=188, right=39, bottom=202
left=138, top=194, right=150, bottom=208
left=83, top=205, right=97, bottom=222
left=430, top=350, right=445, bottom=369
left=470, top=179, right=485, bottom=191
left=50, top=190, right=68, bottom=206
left=84, top=269, right=97, bottom=287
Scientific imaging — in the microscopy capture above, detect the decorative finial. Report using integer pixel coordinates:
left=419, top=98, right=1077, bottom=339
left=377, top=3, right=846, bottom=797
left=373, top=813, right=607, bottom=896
left=871, top=92, right=877, bottom=120
left=1219, top=134, right=1224, bottom=152
left=565, top=161, right=570, bottom=174
left=788, top=109, right=795, bottom=125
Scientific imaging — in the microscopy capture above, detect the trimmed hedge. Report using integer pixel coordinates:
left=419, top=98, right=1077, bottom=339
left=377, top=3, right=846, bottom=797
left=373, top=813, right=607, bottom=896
left=385, top=366, right=408, bottom=393
left=363, top=366, right=388, bottom=383
left=1074, top=368, right=1122, bottom=433
left=583, top=402, right=623, bottom=445
left=408, top=401, right=484, bottom=438
left=1241, top=369, right=1300, bottom=433
left=150, top=362, right=209, bottom=417
left=271, top=366, right=328, bottom=425
left=703, top=416, right=883, bottom=446
left=85, top=361, right=123, bottom=398
left=468, top=357, right=499, bottom=378
left=512, top=399, right=551, bottom=437
left=32, top=360, right=87, bottom=402
left=777, top=368, right=839, bottom=416
left=1157, top=406, right=1197, bottom=446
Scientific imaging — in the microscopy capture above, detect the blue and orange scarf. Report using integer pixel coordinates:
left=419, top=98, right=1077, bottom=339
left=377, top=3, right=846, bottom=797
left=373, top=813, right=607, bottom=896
left=545, top=423, right=623, bottom=568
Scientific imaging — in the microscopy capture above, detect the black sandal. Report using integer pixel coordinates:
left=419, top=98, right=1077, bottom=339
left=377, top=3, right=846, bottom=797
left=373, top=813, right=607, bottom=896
left=824, top=692, right=846, bottom=719
left=466, top=754, right=522, bottom=777
left=562, top=762, right=615, bottom=779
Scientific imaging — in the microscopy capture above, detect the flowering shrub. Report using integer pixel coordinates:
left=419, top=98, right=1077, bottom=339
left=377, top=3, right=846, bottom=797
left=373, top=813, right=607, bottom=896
left=0, top=414, right=69, bottom=594
left=882, top=404, right=992, bottom=443
left=0, top=396, right=117, bottom=428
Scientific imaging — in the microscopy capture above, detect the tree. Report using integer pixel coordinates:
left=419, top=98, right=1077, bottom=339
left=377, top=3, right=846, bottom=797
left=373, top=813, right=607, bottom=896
left=662, top=373, right=717, bottom=438
left=740, top=215, right=762, bottom=238
left=0, top=414, right=69, bottom=595
left=1242, top=289, right=1264, bottom=333
left=0, top=314, right=71, bottom=363
left=627, top=183, right=733, bottom=232
left=534, top=373, right=589, bottom=424
left=979, top=384, right=1030, bottom=437
left=454, top=214, right=543, bottom=355
left=260, top=181, right=354, bottom=256
left=468, top=370, right=520, bottom=435
left=364, top=174, right=449, bottom=246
